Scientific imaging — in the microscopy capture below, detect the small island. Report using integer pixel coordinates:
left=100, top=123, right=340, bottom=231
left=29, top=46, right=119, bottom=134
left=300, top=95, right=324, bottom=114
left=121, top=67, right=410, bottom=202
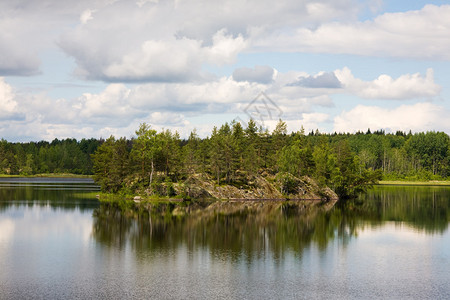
left=2, top=119, right=449, bottom=214
left=91, top=120, right=383, bottom=216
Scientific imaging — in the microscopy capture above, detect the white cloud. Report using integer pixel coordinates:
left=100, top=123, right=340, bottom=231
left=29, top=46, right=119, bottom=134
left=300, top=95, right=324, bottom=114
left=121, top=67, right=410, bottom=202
left=0, top=64, right=445, bottom=141
left=0, top=73, right=316, bottom=140
left=2, top=1, right=450, bottom=81
left=0, top=79, right=17, bottom=113
left=333, top=102, right=450, bottom=133
left=103, top=38, right=202, bottom=82
left=80, top=9, right=96, bottom=24
left=58, top=0, right=357, bottom=82
left=0, top=21, right=41, bottom=76
left=99, top=30, right=247, bottom=82
left=149, top=112, right=188, bottom=126
left=0, top=78, right=25, bottom=120
left=168, top=0, right=356, bottom=41
left=295, top=112, right=330, bottom=133
left=74, top=84, right=148, bottom=127
left=4, top=1, right=450, bottom=142
left=253, top=4, right=450, bottom=60
left=0, top=0, right=113, bottom=76
left=205, top=29, right=247, bottom=65
left=335, top=67, right=441, bottom=100
left=233, top=65, right=275, bottom=84
left=0, top=77, right=258, bottom=140
left=262, top=112, right=330, bottom=133
left=130, top=77, right=265, bottom=110
left=289, top=71, right=342, bottom=88
left=136, top=0, right=159, bottom=8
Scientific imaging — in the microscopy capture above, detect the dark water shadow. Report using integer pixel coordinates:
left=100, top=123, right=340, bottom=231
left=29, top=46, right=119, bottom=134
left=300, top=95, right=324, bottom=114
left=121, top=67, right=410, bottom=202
left=92, top=186, right=450, bottom=258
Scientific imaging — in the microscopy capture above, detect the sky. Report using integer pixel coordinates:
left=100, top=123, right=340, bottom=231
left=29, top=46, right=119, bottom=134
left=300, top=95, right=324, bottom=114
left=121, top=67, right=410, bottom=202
left=1, top=0, right=450, bottom=142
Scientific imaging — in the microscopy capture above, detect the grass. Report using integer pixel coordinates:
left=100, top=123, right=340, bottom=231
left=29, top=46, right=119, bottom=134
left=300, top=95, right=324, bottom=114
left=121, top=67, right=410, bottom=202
left=96, top=192, right=187, bottom=203
left=378, top=180, right=450, bottom=186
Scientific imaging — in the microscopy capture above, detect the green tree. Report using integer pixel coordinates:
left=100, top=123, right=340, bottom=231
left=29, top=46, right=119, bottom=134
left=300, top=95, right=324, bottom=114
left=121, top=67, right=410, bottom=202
left=21, top=154, right=34, bottom=175
left=183, top=130, right=201, bottom=176
left=331, top=140, right=381, bottom=199
left=209, top=127, right=223, bottom=184
left=277, top=139, right=314, bottom=178
left=91, top=136, right=130, bottom=192
left=232, top=121, right=246, bottom=172
left=132, top=123, right=160, bottom=186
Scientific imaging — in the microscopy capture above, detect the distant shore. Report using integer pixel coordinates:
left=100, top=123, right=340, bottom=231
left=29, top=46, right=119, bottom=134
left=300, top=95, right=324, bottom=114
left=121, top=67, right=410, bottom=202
left=378, top=180, right=450, bottom=186
left=0, top=173, right=92, bottom=178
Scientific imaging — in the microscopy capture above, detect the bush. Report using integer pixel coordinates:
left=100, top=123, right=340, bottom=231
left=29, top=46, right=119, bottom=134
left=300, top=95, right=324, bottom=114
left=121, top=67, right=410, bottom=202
left=275, top=172, right=300, bottom=195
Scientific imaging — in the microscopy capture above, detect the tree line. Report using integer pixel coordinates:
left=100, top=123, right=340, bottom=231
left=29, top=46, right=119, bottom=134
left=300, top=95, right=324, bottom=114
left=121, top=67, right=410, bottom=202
left=0, top=138, right=100, bottom=175
left=90, top=120, right=377, bottom=199
left=344, top=129, right=450, bottom=180
left=1, top=121, right=449, bottom=198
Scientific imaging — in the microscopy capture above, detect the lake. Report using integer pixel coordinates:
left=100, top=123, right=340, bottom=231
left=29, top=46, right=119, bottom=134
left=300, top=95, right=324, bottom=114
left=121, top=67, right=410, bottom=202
left=1, top=179, right=449, bottom=299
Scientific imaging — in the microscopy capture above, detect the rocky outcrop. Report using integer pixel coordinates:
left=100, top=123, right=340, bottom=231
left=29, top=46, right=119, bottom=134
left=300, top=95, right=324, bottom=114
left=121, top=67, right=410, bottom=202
left=176, top=173, right=337, bottom=201
left=100, top=172, right=339, bottom=219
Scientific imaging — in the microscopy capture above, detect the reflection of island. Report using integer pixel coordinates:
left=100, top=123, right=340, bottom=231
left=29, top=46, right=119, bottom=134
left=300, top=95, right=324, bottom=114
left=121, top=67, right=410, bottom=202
left=92, top=200, right=338, bottom=259
left=92, top=186, right=450, bottom=257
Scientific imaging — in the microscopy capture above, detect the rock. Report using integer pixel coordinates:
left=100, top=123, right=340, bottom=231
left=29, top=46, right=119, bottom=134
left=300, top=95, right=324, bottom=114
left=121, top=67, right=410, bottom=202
left=175, top=172, right=337, bottom=201
left=133, top=196, right=142, bottom=202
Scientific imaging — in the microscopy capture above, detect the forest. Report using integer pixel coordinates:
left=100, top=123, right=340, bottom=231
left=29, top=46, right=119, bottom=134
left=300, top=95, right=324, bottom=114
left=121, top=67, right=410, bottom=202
left=1, top=120, right=449, bottom=198
left=0, top=138, right=99, bottom=175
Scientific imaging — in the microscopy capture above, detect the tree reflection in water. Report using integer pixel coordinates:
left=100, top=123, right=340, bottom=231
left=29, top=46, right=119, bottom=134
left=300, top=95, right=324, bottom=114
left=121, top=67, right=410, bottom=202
left=92, top=186, right=450, bottom=258
left=0, top=180, right=99, bottom=212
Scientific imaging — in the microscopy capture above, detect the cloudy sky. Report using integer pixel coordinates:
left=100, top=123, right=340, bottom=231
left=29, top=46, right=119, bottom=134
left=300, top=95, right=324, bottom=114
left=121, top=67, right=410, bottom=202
left=1, top=0, right=450, bottom=141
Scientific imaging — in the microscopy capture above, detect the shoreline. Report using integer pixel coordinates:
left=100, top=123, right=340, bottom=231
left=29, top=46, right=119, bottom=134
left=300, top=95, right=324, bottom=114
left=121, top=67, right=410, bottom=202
left=378, top=180, right=450, bottom=186
left=97, top=194, right=338, bottom=218
left=97, top=193, right=338, bottom=204
left=0, top=173, right=92, bottom=178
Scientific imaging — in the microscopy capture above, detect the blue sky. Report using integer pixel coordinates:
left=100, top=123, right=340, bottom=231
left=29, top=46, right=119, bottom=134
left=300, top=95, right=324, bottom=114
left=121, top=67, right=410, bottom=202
left=1, top=0, right=450, bottom=141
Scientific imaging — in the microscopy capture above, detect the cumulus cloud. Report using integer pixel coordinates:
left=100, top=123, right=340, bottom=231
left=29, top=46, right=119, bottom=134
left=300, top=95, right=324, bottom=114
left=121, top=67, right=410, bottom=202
left=0, top=0, right=113, bottom=76
left=129, top=77, right=265, bottom=112
left=0, top=64, right=445, bottom=141
left=0, top=21, right=41, bottom=75
left=149, top=112, right=189, bottom=126
left=96, top=30, right=246, bottom=82
left=206, top=29, right=248, bottom=65
left=57, top=0, right=357, bottom=82
left=158, top=0, right=357, bottom=44
left=0, top=78, right=25, bottom=120
left=262, top=112, right=330, bottom=133
left=0, top=78, right=253, bottom=140
left=289, top=71, right=342, bottom=88
left=253, top=4, right=450, bottom=60
left=2, top=1, right=450, bottom=81
left=333, top=102, right=450, bottom=133
left=233, top=66, right=274, bottom=83
left=0, top=71, right=332, bottom=140
left=335, top=67, right=440, bottom=99
left=76, top=84, right=146, bottom=125
left=4, top=1, right=450, bottom=142
left=80, top=9, right=96, bottom=24
left=61, top=27, right=246, bottom=82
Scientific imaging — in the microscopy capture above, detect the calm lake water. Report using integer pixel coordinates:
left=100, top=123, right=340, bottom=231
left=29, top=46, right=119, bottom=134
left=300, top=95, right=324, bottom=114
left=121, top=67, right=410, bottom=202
left=1, top=179, right=449, bottom=299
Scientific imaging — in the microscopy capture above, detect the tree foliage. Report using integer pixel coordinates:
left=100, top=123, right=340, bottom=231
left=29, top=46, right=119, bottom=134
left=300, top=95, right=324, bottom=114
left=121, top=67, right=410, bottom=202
left=2, top=122, right=450, bottom=199
left=0, top=138, right=99, bottom=175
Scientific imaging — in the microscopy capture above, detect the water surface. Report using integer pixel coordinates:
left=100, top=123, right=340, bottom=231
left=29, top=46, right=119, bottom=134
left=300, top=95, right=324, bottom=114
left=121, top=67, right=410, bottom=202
left=0, top=181, right=449, bottom=299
